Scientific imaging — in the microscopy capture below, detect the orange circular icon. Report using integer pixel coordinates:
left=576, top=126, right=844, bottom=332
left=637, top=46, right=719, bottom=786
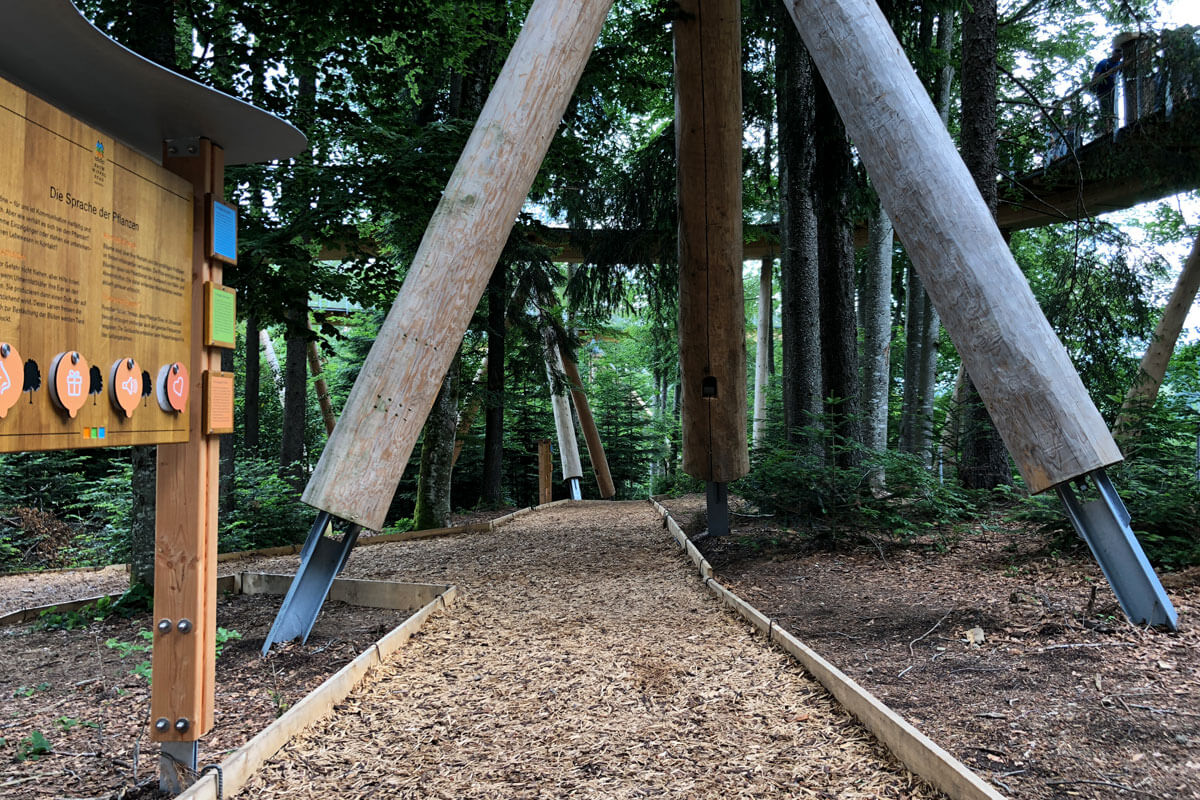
left=0, top=342, right=22, bottom=419
left=110, top=358, right=142, bottom=418
left=49, top=351, right=89, bottom=419
left=156, top=361, right=189, bottom=413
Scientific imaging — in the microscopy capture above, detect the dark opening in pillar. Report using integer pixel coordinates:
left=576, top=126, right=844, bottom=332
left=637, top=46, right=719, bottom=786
left=701, top=376, right=718, bottom=398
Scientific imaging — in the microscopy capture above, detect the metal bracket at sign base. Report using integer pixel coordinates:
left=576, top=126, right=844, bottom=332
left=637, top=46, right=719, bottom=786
left=261, top=511, right=362, bottom=655
left=1057, top=469, right=1178, bottom=631
left=160, top=740, right=198, bottom=794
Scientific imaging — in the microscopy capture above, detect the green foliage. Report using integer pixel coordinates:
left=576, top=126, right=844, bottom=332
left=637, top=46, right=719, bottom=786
left=221, top=457, right=312, bottom=552
left=12, top=683, right=49, bottom=699
left=1019, top=394, right=1200, bottom=569
left=32, top=583, right=152, bottom=631
left=54, top=716, right=97, bottom=733
left=736, top=420, right=981, bottom=544
left=215, top=626, right=243, bottom=657
left=67, top=460, right=133, bottom=566
left=106, top=627, right=242, bottom=684
left=15, top=730, right=51, bottom=762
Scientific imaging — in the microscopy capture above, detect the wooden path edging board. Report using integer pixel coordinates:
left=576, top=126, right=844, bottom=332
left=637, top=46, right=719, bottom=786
left=2, top=572, right=448, bottom=625
left=648, top=498, right=1007, bottom=800
left=175, top=580, right=458, bottom=800
left=2, top=502, right=570, bottom=625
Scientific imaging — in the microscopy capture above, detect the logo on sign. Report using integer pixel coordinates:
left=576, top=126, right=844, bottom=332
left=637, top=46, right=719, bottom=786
left=66, top=369, right=83, bottom=397
left=122, top=376, right=138, bottom=396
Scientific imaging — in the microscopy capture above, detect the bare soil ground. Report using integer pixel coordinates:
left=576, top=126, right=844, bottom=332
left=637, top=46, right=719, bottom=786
left=5, top=497, right=1193, bottom=799
left=0, top=592, right=409, bottom=798
left=660, top=494, right=1200, bottom=800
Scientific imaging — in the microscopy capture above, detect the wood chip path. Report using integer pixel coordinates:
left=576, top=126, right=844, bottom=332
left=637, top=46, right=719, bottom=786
left=237, top=501, right=943, bottom=799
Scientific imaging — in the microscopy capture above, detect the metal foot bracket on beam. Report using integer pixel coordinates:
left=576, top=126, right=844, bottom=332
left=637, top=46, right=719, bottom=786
left=706, top=481, right=729, bottom=537
left=1057, top=469, right=1178, bottom=630
left=262, top=511, right=362, bottom=654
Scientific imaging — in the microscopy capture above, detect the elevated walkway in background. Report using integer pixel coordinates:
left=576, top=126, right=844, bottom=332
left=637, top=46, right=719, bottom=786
left=317, top=28, right=1200, bottom=269
left=998, top=27, right=1200, bottom=231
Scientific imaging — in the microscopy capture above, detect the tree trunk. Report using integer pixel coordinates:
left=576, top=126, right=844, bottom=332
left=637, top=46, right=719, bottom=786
left=129, top=445, right=156, bottom=586
left=260, top=328, right=286, bottom=407
left=898, top=263, right=922, bottom=454
left=776, top=11, right=822, bottom=450
left=452, top=358, right=487, bottom=468
left=1116, top=231, right=1200, bottom=443
left=861, top=201, right=893, bottom=459
left=813, top=76, right=861, bottom=467
left=279, top=311, right=308, bottom=487
left=914, top=289, right=941, bottom=467
left=481, top=263, right=507, bottom=506
left=958, top=0, right=1012, bottom=490
left=752, top=255, right=773, bottom=450
left=899, top=7, right=952, bottom=465
left=413, top=352, right=460, bottom=530
left=244, top=312, right=261, bottom=455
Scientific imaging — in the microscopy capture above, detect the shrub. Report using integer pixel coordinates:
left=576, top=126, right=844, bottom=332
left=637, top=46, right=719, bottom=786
left=735, top=423, right=980, bottom=544
left=221, top=457, right=312, bottom=552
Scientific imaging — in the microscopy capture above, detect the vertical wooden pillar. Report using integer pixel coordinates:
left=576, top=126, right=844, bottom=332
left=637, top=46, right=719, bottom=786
left=537, top=439, right=553, bottom=505
left=781, top=0, right=1121, bottom=492
left=151, top=138, right=223, bottom=741
left=302, top=0, right=614, bottom=531
left=561, top=353, right=615, bottom=498
left=675, top=0, right=750, bottom=483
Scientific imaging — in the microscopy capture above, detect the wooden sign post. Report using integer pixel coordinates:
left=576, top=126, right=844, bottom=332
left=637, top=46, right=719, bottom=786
left=1, top=3, right=304, bottom=791
left=675, top=0, right=749, bottom=534
left=537, top=438, right=553, bottom=505
left=150, top=139, right=225, bottom=772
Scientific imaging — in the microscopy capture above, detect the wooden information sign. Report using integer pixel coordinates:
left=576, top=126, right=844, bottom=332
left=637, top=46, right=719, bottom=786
left=204, top=281, right=236, bottom=348
left=208, top=196, right=237, bottom=265
left=203, top=370, right=234, bottom=434
left=0, top=75, right=193, bottom=452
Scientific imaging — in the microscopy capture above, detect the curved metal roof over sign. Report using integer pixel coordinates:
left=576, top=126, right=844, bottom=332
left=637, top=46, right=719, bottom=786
left=0, top=0, right=307, bottom=165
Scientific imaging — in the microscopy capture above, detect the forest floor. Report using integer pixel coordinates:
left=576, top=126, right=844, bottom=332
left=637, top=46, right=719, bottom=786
left=1, top=501, right=939, bottom=800
left=660, top=494, right=1200, bottom=800
left=0, top=497, right=1195, bottom=799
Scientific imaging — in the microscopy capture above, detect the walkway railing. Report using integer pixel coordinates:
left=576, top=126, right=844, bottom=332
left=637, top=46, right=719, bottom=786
left=1035, top=26, right=1199, bottom=171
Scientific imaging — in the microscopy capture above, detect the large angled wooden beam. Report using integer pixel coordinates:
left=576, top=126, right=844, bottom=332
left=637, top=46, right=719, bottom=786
left=302, top=0, right=614, bottom=529
left=782, top=0, right=1121, bottom=493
